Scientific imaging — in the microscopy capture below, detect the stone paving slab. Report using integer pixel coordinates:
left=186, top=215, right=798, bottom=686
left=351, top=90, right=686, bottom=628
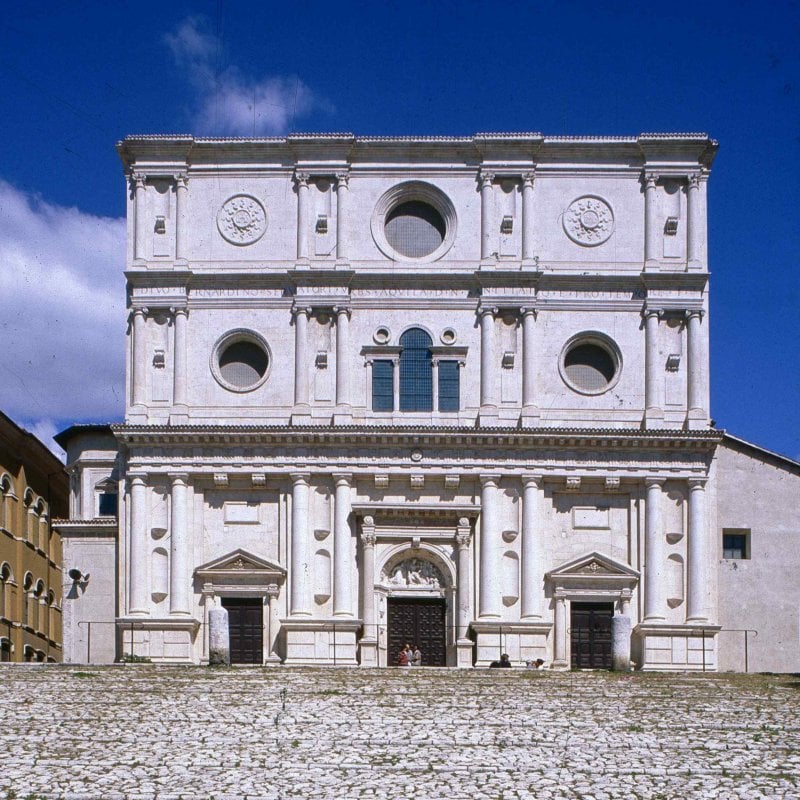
left=0, top=666, right=798, bottom=799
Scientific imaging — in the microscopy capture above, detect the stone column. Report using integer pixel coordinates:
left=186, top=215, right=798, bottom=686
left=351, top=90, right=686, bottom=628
left=686, top=479, right=709, bottom=622
left=265, top=583, right=281, bottom=663
left=128, top=474, right=148, bottom=615
left=295, top=171, right=310, bottom=263
left=333, top=473, right=353, bottom=617
left=479, top=475, right=502, bottom=619
left=686, top=173, right=702, bottom=269
left=686, top=310, right=707, bottom=421
left=172, top=308, right=188, bottom=411
left=480, top=171, right=495, bottom=262
left=644, top=478, right=666, bottom=621
left=290, top=473, right=312, bottom=616
left=611, top=614, right=632, bottom=671
left=293, top=307, right=311, bottom=410
left=133, top=172, right=147, bottom=262
left=208, top=605, right=230, bottom=665
left=175, top=173, right=188, bottom=263
left=479, top=308, right=498, bottom=410
left=644, top=309, right=662, bottom=423
left=431, top=359, right=439, bottom=411
left=456, top=520, right=472, bottom=638
left=553, top=594, right=568, bottom=667
left=521, top=172, right=535, bottom=263
left=131, top=308, right=148, bottom=408
left=334, top=307, right=351, bottom=409
left=521, top=475, right=543, bottom=619
left=644, top=172, right=659, bottom=268
left=359, top=518, right=378, bottom=666
left=169, top=473, right=190, bottom=616
left=521, top=308, right=537, bottom=413
left=335, top=172, right=349, bottom=263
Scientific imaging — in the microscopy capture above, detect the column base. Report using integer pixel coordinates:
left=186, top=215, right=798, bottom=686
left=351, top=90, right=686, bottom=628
left=479, top=258, right=497, bottom=270
left=291, top=406, right=312, bottom=425
left=644, top=407, right=665, bottom=427
left=477, top=406, right=499, bottom=426
left=332, top=406, right=353, bottom=425
left=685, top=408, right=708, bottom=430
left=471, top=620, right=552, bottom=667
left=519, top=407, right=541, bottom=427
left=635, top=623, right=720, bottom=671
left=456, top=638, right=474, bottom=668
left=359, top=638, right=379, bottom=667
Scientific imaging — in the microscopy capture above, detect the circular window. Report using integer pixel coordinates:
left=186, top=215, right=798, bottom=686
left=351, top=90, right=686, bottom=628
left=559, top=333, right=621, bottom=395
left=211, top=330, right=271, bottom=393
left=373, top=326, right=391, bottom=344
left=440, top=328, right=457, bottom=345
left=371, top=181, right=457, bottom=262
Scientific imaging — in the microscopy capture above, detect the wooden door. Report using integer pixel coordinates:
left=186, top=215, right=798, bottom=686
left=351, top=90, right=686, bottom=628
left=570, top=602, right=614, bottom=669
left=222, top=597, right=263, bottom=664
left=387, top=597, right=447, bottom=666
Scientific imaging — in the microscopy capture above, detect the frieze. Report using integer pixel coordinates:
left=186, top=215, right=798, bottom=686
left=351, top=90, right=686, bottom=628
left=351, top=288, right=467, bottom=298
left=191, top=288, right=285, bottom=298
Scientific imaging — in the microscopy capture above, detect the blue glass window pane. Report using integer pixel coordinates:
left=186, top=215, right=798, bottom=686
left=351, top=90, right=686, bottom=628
left=438, top=360, right=460, bottom=412
left=399, top=328, right=433, bottom=411
left=98, top=493, right=118, bottom=517
left=372, top=360, right=394, bottom=411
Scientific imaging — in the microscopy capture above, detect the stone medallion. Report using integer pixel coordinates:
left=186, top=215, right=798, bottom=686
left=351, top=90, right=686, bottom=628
left=217, top=195, right=267, bottom=245
left=563, top=196, right=614, bottom=246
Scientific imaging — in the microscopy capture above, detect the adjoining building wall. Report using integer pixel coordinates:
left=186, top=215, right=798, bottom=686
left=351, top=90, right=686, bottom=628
left=716, top=436, right=800, bottom=673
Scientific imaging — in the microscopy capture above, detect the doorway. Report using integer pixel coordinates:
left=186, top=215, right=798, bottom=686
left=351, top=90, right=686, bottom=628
left=387, top=597, right=447, bottom=666
left=222, top=597, right=263, bottom=664
left=570, top=601, right=614, bottom=669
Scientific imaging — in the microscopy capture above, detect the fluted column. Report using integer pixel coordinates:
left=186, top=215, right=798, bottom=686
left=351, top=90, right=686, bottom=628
left=686, top=310, right=706, bottom=420
left=686, top=479, right=709, bottom=622
left=293, top=307, right=311, bottom=409
left=480, top=171, right=495, bottom=261
left=131, top=308, right=148, bottom=408
left=644, top=172, right=659, bottom=268
left=169, top=473, right=190, bottom=615
left=295, top=171, right=310, bottom=262
left=644, top=309, right=662, bottom=422
left=521, top=172, right=535, bottom=262
left=335, top=172, right=349, bottom=263
left=521, top=308, right=537, bottom=411
left=175, top=173, right=188, bottom=262
left=172, top=308, right=188, bottom=410
left=479, top=308, right=498, bottom=410
left=686, top=173, right=702, bottom=269
left=128, top=474, right=148, bottom=615
left=133, top=172, right=147, bottom=262
left=479, top=475, right=502, bottom=619
left=334, top=307, right=351, bottom=408
left=521, top=475, right=543, bottom=619
left=290, top=473, right=312, bottom=616
left=456, top=520, right=472, bottom=638
left=360, top=519, right=377, bottom=639
left=333, top=473, right=353, bottom=617
left=644, top=478, right=666, bottom=621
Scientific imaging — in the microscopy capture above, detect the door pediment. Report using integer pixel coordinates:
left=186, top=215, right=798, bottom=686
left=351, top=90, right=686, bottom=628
left=195, top=548, right=285, bottom=581
left=546, top=551, right=639, bottom=593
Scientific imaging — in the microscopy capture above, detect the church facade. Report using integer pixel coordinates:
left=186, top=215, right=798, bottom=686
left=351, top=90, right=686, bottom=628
left=54, top=132, right=800, bottom=671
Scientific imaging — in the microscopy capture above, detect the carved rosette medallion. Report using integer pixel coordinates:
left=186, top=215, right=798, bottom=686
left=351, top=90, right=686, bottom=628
left=562, top=196, right=614, bottom=246
left=217, top=195, right=267, bottom=245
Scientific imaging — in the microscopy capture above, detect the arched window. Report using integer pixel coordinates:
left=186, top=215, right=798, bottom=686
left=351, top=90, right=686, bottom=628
left=0, top=637, right=10, bottom=662
left=399, top=328, right=433, bottom=411
left=23, top=573, right=33, bottom=628
left=47, top=590, right=56, bottom=639
left=33, top=580, right=44, bottom=632
left=0, top=562, right=12, bottom=619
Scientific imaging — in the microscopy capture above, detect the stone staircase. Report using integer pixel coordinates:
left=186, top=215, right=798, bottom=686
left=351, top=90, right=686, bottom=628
left=1, top=666, right=798, bottom=799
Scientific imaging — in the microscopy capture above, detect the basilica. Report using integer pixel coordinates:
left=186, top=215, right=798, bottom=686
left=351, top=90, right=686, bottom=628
left=55, top=132, right=800, bottom=672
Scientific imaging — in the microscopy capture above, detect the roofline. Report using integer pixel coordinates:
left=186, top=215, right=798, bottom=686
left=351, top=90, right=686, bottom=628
left=54, top=423, right=115, bottom=449
left=0, top=410, right=68, bottom=476
left=722, top=433, right=800, bottom=470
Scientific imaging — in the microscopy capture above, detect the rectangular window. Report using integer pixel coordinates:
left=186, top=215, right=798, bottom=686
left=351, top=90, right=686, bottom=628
left=438, top=360, right=460, bottom=412
left=98, top=493, right=118, bottom=517
left=722, top=529, right=750, bottom=560
left=372, top=360, right=394, bottom=411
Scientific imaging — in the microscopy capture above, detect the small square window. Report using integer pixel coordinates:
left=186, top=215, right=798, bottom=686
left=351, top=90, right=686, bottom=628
left=722, top=529, right=750, bottom=560
left=98, top=493, right=118, bottom=518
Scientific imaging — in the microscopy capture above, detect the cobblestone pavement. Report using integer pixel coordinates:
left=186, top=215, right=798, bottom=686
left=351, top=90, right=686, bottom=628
left=1, top=666, right=799, bottom=800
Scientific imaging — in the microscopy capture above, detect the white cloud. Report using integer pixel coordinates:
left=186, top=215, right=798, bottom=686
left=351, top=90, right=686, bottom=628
left=0, top=180, right=125, bottom=444
left=165, top=17, right=331, bottom=136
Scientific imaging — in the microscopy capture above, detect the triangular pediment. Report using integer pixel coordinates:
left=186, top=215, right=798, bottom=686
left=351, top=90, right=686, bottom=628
left=195, top=548, right=285, bottom=576
left=547, top=551, right=639, bottom=580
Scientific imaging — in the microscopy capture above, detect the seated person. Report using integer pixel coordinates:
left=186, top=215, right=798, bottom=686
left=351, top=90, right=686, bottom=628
left=489, top=653, right=512, bottom=668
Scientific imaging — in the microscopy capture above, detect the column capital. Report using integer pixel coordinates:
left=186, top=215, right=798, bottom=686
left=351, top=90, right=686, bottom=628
left=333, top=305, right=351, bottom=318
left=521, top=473, right=542, bottom=488
left=132, top=306, right=149, bottom=319
left=643, top=307, right=662, bottom=320
left=456, top=530, right=472, bottom=549
left=128, top=472, right=148, bottom=486
left=687, top=172, right=701, bottom=190
left=131, top=171, right=147, bottom=189
left=478, top=305, right=498, bottom=319
left=687, top=477, right=707, bottom=491
left=335, top=171, right=350, bottom=188
left=174, top=172, right=189, bottom=189
left=479, top=473, right=501, bottom=488
left=520, top=306, right=538, bottom=319
left=645, top=477, right=665, bottom=488
left=168, top=472, right=190, bottom=485
left=290, top=472, right=311, bottom=485
left=170, top=306, right=189, bottom=319
left=685, top=308, right=704, bottom=321
left=294, top=171, right=310, bottom=187
left=521, top=171, right=535, bottom=188
left=292, top=305, right=312, bottom=318
left=479, top=170, right=495, bottom=188
left=360, top=529, right=376, bottom=547
left=266, top=583, right=280, bottom=598
left=643, top=171, right=660, bottom=188
left=332, top=472, right=352, bottom=486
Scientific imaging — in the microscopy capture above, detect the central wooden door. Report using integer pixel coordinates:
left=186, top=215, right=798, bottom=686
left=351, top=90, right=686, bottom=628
left=222, top=597, right=263, bottom=664
left=570, top=601, right=614, bottom=669
left=387, top=597, right=447, bottom=666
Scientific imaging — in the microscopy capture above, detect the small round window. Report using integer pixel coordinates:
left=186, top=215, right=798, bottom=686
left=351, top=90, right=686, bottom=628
left=212, top=330, right=271, bottom=393
left=560, top=334, right=621, bottom=395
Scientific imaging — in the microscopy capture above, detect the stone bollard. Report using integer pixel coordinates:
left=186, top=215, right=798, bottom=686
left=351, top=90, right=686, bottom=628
left=611, top=613, right=632, bottom=672
left=208, top=606, right=230, bottom=666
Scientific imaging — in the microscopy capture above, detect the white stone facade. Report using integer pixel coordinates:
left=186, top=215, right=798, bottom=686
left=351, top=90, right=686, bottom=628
left=59, top=131, right=795, bottom=671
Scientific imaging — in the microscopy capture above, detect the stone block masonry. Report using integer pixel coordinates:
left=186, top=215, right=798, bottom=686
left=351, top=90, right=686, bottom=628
left=1, top=665, right=798, bottom=799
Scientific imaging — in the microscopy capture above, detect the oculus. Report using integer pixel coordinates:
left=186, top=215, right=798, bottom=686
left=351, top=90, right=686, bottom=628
left=559, top=333, right=622, bottom=395
left=563, top=196, right=614, bottom=246
left=211, top=330, right=271, bottom=393
left=217, top=195, right=267, bottom=245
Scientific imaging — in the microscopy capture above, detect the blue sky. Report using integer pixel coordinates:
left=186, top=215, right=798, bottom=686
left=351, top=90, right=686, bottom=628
left=0, top=0, right=798, bottom=459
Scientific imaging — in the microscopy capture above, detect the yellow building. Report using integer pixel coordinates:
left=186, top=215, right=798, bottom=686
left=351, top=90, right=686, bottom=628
left=0, top=411, right=68, bottom=662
